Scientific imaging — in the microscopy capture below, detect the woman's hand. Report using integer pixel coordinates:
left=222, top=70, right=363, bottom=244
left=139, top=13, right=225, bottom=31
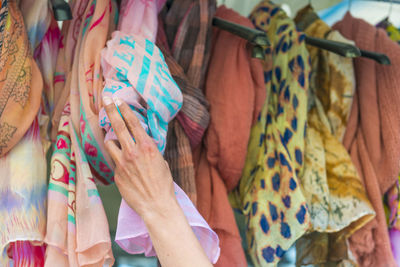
left=103, top=96, right=213, bottom=267
left=102, top=96, right=177, bottom=220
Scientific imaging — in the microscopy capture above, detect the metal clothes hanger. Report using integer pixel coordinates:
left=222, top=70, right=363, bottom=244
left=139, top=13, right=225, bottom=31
left=50, top=0, right=72, bottom=21
left=305, top=36, right=361, bottom=57
left=298, top=0, right=361, bottom=58
left=212, top=17, right=270, bottom=47
left=303, top=0, right=390, bottom=64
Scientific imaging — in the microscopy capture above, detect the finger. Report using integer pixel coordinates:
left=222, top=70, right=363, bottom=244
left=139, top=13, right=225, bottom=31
left=105, top=140, right=122, bottom=163
left=103, top=96, right=135, bottom=150
left=114, top=97, right=150, bottom=145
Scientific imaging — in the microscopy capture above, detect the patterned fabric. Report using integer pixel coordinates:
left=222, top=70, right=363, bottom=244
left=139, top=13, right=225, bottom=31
left=161, top=0, right=215, bottom=147
left=0, top=0, right=51, bottom=265
left=333, top=12, right=400, bottom=267
left=0, top=0, right=42, bottom=157
left=294, top=7, right=376, bottom=266
left=99, top=31, right=183, bottom=152
left=45, top=1, right=117, bottom=265
left=386, top=24, right=400, bottom=44
left=155, top=20, right=210, bottom=204
left=230, top=2, right=311, bottom=266
left=50, top=0, right=92, bottom=141
left=35, top=19, right=61, bottom=153
left=157, top=0, right=215, bottom=204
left=98, top=1, right=219, bottom=260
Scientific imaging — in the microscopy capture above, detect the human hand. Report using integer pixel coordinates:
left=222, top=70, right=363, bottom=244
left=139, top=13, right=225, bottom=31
left=103, top=96, right=177, bottom=220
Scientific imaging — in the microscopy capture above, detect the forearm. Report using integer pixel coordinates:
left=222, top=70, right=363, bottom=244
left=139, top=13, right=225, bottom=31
left=142, top=198, right=213, bottom=267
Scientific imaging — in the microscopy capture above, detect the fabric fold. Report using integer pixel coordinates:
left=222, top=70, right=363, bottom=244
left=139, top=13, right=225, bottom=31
left=194, top=5, right=266, bottom=267
left=294, top=6, right=376, bottom=266
left=231, top=1, right=312, bottom=265
left=333, top=12, right=400, bottom=267
left=98, top=0, right=220, bottom=263
left=45, top=0, right=117, bottom=265
left=0, top=0, right=51, bottom=265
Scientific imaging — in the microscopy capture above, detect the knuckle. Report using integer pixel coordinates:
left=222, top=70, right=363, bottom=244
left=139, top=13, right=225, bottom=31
left=140, top=141, right=156, bottom=155
left=124, top=147, right=138, bottom=160
left=112, top=120, right=125, bottom=132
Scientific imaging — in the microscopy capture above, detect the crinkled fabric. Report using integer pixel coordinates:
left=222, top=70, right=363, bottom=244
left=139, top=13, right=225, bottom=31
left=294, top=6, right=376, bottom=266
left=161, top=0, right=215, bottom=147
left=333, top=12, right=400, bottom=267
left=230, top=1, right=311, bottom=266
left=194, top=5, right=265, bottom=267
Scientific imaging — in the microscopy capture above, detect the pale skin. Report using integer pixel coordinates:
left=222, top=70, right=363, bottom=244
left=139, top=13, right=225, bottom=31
left=103, top=96, right=213, bottom=267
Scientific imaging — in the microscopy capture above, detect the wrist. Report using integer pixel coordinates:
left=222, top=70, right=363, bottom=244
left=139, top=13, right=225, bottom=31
left=141, top=194, right=183, bottom=226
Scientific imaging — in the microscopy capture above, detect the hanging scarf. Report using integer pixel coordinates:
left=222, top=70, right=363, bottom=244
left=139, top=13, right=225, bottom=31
left=98, top=0, right=219, bottom=262
left=294, top=6, right=376, bottom=266
left=45, top=1, right=117, bottom=266
left=333, top=12, right=400, bottom=267
left=161, top=0, right=215, bottom=146
left=0, top=0, right=42, bottom=157
left=0, top=0, right=49, bottom=265
left=194, top=6, right=266, bottom=266
left=156, top=0, right=215, bottom=205
left=156, top=23, right=208, bottom=204
left=231, top=1, right=311, bottom=266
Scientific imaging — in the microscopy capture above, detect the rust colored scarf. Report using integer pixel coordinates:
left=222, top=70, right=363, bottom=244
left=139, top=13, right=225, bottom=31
left=333, top=12, right=400, bottom=267
left=195, top=6, right=265, bottom=266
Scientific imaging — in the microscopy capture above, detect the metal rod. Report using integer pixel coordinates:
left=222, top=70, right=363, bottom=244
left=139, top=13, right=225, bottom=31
left=360, top=50, right=391, bottom=65
left=212, top=17, right=270, bottom=47
left=305, top=36, right=361, bottom=58
left=51, top=0, right=72, bottom=21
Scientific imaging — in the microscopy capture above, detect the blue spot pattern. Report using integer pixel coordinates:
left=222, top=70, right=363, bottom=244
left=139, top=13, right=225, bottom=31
left=269, top=202, right=278, bottom=221
left=291, top=117, right=297, bottom=130
left=275, top=67, right=282, bottom=82
left=262, top=247, right=275, bottom=263
left=296, top=205, right=307, bottom=224
left=272, top=173, right=280, bottom=191
left=267, top=157, right=275, bottom=168
left=252, top=202, right=258, bottom=216
left=295, top=149, right=302, bottom=165
left=280, top=222, right=291, bottom=238
left=260, top=214, right=270, bottom=233
left=289, top=178, right=297, bottom=190
left=275, top=245, right=286, bottom=258
left=282, top=195, right=291, bottom=208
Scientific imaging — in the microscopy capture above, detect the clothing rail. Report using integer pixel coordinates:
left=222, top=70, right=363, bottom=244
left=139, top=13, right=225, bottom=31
left=50, top=0, right=72, bottom=21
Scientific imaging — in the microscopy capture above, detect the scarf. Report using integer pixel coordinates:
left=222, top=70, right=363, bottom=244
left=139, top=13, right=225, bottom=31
left=45, top=1, right=117, bottom=265
left=333, top=12, right=400, bottom=267
left=156, top=0, right=215, bottom=206
left=294, top=6, right=375, bottom=266
left=231, top=1, right=311, bottom=266
left=98, top=1, right=219, bottom=262
left=156, top=23, right=208, bottom=204
left=195, top=6, right=266, bottom=266
left=0, top=0, right=49, bottom=265
left=0, top=0, right=42, bottom=157
left=161, top=0, right=214, bottom=147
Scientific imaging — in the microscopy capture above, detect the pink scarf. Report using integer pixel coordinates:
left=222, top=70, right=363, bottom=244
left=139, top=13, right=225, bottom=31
left=98, top=0, right=220, bottom=262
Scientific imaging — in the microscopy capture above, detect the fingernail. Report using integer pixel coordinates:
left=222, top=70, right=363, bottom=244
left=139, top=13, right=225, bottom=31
left=103, top=96, right=113, bottom=106
left=113, top=96, right=122, bottom=106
